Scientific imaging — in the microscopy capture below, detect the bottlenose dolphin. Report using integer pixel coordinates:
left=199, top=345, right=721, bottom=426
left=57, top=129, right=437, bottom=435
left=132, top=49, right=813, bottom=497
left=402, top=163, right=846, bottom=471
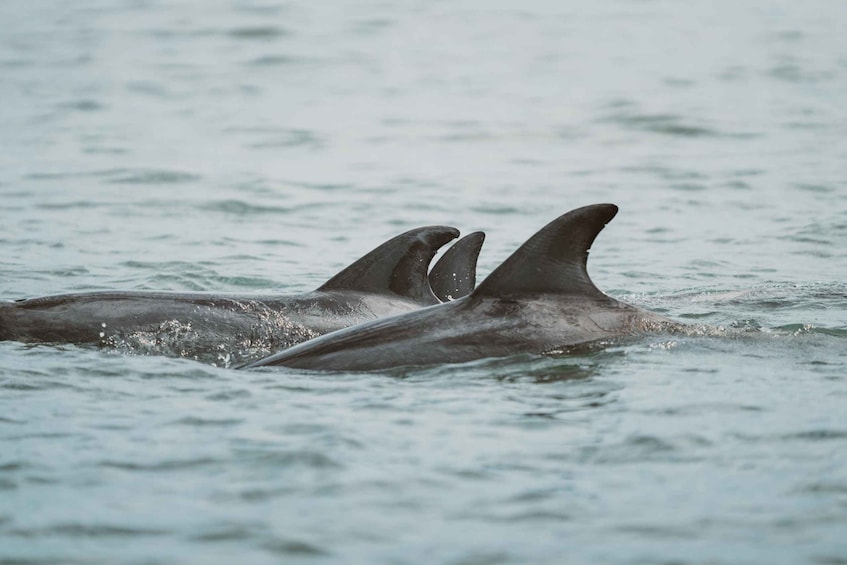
left=0, top=226, right=484, bottom=365
left=428, top=231, right=485, bottom=302
left=241, top=204, right=679, bottom=371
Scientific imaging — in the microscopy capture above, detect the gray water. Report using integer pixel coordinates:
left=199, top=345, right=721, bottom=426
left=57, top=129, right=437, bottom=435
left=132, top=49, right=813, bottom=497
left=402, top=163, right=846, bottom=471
left=2, top=1, right=846, bottom=563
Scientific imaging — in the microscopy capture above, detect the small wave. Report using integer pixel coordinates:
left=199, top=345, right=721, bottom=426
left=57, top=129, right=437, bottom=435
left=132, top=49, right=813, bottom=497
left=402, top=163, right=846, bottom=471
left=615, top=523, right=698, bottom=540
left=261, top=537, right=329, bottom=557
left=24, top=168, right=133, bottom=181
left=773, top=324, right=847, bottom=338
left=0, top=379, right=80, bottom=392
left=203, top=273, right=287, bottom=290
left=235, top=485, right=297, bottom=502
left=189, top=524, right=256, bottom=542
left=125, top=80, right=173, bottom=98
left=470, top=204, right=521, bottom=215
left=99, top=457, right=220, bottom=472
left=233, top=448, right=341, bottom=470
left=351, top=18, right=394, bottom=34
left=733, top=430, right=847, bottom=443
left=58, top=99, right=104, bottom=112
left=600, top=108, right=756, bottom=139
left=768, top=61, right=834, bottom=83
left=117, top=261, right=215, bottom=286
left=576, top=433, right=710, bottom=465
left=627, top=117, right=717, bottom=137
left=106, top=169, right=201, bottom=185
left=782, top=430, right=847, bottom=441
left=800, top=481, right=847, bottom=494
left=9, top=523, right=168, bottom=538
left=172, top=416, right=243, bottom=427
left=223, top=126, right=324, bottom=149
left=247, top=55, right=316, bottom=67
left=198, top=199, right=294, bottom=215
left=228, top=26, right=289, bottom=40
left=641, top=402, right=764, bottom=417
left=35, top=200, right=105, bottom=210
left=205, top=388, right=252, bottom=401
left=795, top=183, right=837, bottom=194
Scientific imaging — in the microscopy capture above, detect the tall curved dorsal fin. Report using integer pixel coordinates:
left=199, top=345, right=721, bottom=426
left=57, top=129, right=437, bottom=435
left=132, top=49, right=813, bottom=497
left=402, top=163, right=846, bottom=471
left=428, top=232, right=485, bottom=301
left=472, top=204, right=618, bottom=299
left=318, top=226, right=459, bottom=305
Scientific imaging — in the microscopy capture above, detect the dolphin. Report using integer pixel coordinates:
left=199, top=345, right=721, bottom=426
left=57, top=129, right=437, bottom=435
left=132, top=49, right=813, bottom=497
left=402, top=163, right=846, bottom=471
left=241, top=204, right=679, bottom=372
left=428, top=231, right=485, bottom=302
left=0, top=225, right=484, bottom=365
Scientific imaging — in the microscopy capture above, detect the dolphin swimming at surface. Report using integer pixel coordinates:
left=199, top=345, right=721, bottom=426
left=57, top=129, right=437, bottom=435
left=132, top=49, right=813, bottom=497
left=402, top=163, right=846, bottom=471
left=429, top=230, right=485, bottom=302
left=0, top=226, right=485, bottom=366
left=241, top=204, right=680, bottom=372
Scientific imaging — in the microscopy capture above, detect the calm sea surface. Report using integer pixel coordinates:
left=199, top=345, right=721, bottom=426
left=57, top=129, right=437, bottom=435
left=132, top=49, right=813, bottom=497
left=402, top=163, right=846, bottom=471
left=1, top=1, right=846, bottom=563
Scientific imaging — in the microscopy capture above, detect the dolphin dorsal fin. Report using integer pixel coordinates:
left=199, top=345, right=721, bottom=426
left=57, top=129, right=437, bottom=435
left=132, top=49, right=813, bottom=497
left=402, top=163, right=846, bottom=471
left=472, top=204, right=618, bottom=299
left=318, top=226, right=459, bottom=305
left=428, top=231, right=485, bottom=301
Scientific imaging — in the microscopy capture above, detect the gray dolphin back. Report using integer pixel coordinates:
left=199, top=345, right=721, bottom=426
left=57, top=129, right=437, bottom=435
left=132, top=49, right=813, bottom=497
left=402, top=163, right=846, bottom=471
left=317, top=226, right=459, bottom=305
left=428, top=231, right=485, bottom=302
left=239, top=203, right=626, bottom=371
left=472, top=204, right=618, bottom=300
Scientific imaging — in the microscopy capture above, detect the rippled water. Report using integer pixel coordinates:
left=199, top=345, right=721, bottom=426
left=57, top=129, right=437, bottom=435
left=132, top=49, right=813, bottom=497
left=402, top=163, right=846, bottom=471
left=2, top=1, right=846, bottom=563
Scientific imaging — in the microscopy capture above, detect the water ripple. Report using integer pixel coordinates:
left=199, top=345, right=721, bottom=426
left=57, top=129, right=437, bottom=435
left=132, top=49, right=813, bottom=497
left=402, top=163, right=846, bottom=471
left=99, top=457, right=220, bottom=472
left=261, top=537, right=329, bottom=557
left=3, top=1, right=847, bottom=563
left=227, top=26, right=289, bottom=40
left=9, top=523, right=168, bottom=538
left=106, top=169, right=201, bottom=185
left=246, top=54, right=317, bottom=67
left=171, top=416, right=243, bottom=427
left=198, top=200, right=298, bottom=215
left=233, top=448, right=341, bottom=470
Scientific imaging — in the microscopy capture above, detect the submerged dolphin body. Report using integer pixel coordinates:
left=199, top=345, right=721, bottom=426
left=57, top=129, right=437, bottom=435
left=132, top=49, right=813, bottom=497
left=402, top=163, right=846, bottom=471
left=242, top=204, right=679, bottom=372
left=0, top=226, right=484, bottom=365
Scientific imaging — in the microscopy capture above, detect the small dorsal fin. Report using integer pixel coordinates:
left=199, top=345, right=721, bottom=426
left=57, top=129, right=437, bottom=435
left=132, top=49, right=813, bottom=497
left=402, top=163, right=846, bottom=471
left=472, top=204, right=618, bottom=299
left=318, top=226, right=459, bottom=305
left=428, top=232, right=485, bottom=301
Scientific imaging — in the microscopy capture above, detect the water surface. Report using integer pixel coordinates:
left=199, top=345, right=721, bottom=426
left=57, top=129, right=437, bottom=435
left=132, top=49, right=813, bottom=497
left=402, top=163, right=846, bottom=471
left=1, top=1, right=846, bottom=563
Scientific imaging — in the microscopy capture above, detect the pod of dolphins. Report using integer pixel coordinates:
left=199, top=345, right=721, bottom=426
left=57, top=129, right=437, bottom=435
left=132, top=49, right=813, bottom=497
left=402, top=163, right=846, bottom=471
left=1, top=204, right=681, bottom=371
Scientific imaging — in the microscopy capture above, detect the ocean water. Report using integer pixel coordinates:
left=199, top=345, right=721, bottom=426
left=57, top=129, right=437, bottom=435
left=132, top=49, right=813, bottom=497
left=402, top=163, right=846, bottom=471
left=1, top=1, right=846, bottom=563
